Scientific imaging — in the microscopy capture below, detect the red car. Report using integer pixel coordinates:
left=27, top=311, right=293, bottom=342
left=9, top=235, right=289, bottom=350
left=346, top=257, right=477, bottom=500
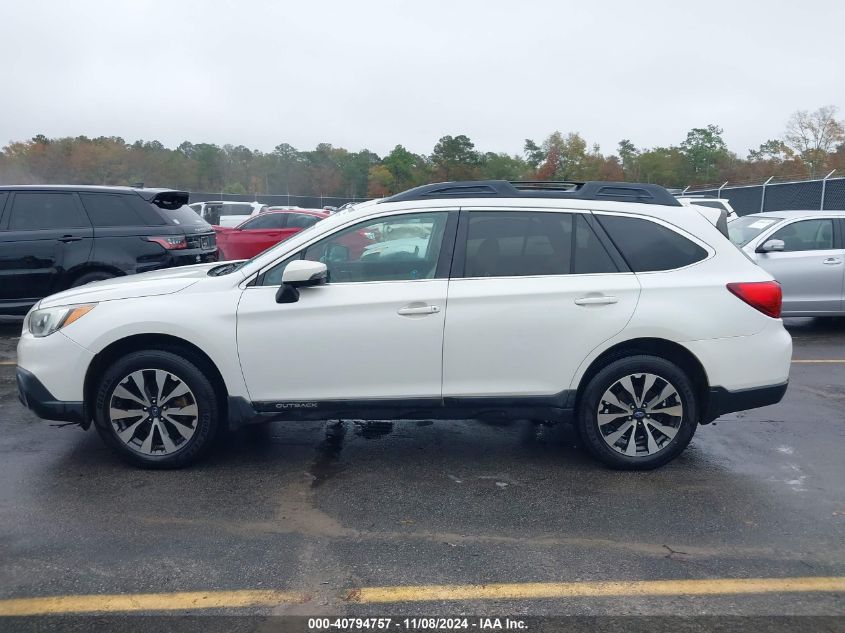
left=215, top=209, right=372, bottom=261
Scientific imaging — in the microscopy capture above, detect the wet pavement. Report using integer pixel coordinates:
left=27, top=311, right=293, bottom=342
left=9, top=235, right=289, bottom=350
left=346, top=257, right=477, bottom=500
left=0, top=318, right=843, bottom=618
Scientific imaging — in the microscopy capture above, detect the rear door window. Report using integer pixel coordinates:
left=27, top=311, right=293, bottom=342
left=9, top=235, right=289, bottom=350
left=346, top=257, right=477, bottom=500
left=286, top=213, right=321, bottom=229
left=597, top=215, right=707, bottom=272
left=79, top=193, right=148, bottom=227
left=9, top=192, right=90, bottom=230
left=463, top=211, right=617, bottom=277
left=241, top=214, right=287, bottom=230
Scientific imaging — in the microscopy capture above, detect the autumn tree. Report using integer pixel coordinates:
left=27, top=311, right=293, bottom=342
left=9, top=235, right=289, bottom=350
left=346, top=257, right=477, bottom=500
left=784, top=106, right=845, bottom=177
left=367, top=164, right=394, bottom=197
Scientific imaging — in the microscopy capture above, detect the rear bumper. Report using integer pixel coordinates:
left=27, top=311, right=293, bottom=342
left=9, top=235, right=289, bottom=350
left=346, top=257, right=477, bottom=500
left=170, top=248, right=218, bottom=266
left=704, top=381, right=788, bottom=423
left=16, top=366, right=85, bottom=424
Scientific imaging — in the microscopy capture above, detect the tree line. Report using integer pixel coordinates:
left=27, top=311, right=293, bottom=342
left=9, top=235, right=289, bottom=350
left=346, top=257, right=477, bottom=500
left=1, top=106, right=842, bottom=199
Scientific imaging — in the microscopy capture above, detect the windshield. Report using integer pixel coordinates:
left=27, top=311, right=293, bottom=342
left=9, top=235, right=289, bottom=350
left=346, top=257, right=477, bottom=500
left=160, top=205, right=213, bottom=228
left=728, top=215, right=783, bottom=247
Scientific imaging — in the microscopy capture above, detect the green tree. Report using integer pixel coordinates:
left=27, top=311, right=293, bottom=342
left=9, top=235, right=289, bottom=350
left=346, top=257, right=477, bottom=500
left=431, top=135, right=480, bottom=181
left=680, top=124, right=729, bottom=183
left=523, top=139, right=545, bottom=170
left=617, top=139, right=640, bottom=179
left=637, top=146, right=687, bottom=187
left=480, top=152, right=529, bottom=180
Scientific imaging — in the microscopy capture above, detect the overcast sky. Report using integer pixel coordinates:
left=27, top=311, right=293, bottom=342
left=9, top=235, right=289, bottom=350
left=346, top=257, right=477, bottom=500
left=2, top=0, right=843, bottom=158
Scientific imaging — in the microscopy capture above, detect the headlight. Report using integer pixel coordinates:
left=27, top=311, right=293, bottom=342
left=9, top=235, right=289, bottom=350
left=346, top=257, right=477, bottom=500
left=27, top=304, right=97, bottom=338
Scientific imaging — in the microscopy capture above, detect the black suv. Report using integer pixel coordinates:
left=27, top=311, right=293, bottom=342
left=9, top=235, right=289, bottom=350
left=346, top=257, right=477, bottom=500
left=0, top=186, right=217, bottom=315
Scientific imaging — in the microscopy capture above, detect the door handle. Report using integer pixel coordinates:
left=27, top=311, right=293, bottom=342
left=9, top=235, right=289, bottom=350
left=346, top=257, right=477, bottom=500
left=822, top=258, right=842, bottom=265
left=59, top=235, right=83, bottom=243
left=397, top=304, right=441, bottom=316
left=574, top=295, right=618, bottom=306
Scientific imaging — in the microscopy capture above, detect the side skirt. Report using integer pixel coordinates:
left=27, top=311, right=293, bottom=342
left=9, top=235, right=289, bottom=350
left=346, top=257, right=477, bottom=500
left=229, top=392, right=576, bottom=428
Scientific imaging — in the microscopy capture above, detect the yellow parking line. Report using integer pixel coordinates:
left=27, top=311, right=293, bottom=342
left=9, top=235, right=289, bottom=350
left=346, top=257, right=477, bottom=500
left=0, top=589, right=309, bottom=616
left=0, top=361, right=15, bottom=366
left=0, top=577, right=842, bottom=614
left=347, top=576, right=845, bottom=604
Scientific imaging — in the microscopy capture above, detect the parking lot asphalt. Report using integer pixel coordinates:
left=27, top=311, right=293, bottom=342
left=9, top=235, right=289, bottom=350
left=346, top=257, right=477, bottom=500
left=0, top=318, right=843, bottom=621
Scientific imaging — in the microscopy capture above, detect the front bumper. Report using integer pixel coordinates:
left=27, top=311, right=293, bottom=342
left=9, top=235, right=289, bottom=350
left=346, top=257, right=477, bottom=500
left=16, top=366, right=85, bottom=424
left=704, top=380, right=788, bottom=423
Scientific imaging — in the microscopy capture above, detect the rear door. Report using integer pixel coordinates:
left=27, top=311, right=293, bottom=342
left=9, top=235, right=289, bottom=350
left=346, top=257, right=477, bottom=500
left=0, top=191, right=93, bottom=309
left=756, top=217, right=843, bottom=314
left=442, top=208, right=640, bottom=400
left=78, top=192, right=165, bottom=274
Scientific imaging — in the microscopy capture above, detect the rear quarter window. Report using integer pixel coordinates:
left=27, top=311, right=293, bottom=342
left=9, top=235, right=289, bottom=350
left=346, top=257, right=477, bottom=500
left=80, top=193, right=149, bottom=227
left=597, top=215, right=707, bottom=272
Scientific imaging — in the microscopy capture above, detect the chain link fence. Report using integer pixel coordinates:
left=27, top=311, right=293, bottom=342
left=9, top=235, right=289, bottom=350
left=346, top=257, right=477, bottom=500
left=188, top=192, right=371, bottom=209
left=686, top=175, right=845, bottom=216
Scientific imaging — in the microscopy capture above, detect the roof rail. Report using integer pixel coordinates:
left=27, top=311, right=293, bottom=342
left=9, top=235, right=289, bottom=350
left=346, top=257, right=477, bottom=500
left=381, top=180, right=681, bottom=206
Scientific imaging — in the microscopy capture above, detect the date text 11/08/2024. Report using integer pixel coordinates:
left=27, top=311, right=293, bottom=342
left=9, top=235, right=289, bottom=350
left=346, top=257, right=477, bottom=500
left=308, top=617, right=528, bottom=630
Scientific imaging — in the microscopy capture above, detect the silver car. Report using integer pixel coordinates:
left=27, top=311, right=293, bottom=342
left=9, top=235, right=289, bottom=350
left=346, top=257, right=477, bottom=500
left=729, top=211, right=845, bottom=316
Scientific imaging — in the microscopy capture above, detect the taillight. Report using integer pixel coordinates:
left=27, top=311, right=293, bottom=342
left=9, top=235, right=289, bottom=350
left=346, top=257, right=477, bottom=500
left=727, top=281, right=782, bottom=318
left=145, top=236, right=187, bottom=250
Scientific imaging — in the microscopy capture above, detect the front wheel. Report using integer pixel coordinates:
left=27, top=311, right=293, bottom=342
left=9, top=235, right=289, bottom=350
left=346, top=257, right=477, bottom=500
left=576, top=355, right=698, bottom=470
left=93, top=350, right=221, bottom=468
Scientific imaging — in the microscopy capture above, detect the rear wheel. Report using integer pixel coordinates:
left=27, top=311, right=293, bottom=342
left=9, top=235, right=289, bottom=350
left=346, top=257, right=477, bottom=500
left=93, top=350, right=220, bottom=468
left=576, top=355, right=698, bottom=470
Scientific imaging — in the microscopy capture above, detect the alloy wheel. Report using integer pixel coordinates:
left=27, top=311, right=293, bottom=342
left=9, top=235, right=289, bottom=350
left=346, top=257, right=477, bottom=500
left=108, top=369, right=199, bottom=456
left=596, top=372, right=683, bottom=457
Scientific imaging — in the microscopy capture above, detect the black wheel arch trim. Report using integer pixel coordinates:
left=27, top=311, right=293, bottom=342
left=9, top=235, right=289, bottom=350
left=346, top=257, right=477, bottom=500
left=704, top=381, right=788, bottom=423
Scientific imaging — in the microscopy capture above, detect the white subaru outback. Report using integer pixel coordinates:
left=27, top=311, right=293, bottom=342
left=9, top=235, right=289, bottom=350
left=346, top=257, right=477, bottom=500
left=16, top=180, right=792, bottom=470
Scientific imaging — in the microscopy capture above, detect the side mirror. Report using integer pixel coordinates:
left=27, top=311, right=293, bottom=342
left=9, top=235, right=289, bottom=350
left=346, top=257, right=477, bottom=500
left=276, top=260, right=327, bottom=304
left=757, top=239, right=785, bottom=253
left=282, top=259, right=328, bottom=287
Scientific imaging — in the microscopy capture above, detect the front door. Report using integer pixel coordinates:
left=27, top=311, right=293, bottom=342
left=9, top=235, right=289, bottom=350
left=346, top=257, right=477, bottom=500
left=237, top=210, right=456, bottom=403
left=442, top=209, right=640, bottom=399
left=756, top=217, right=844, bottom=315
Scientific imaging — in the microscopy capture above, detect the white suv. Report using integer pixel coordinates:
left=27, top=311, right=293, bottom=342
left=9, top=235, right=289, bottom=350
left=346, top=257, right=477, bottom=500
left=16, top=180, right=792, bottom=470
left=188, top=201, right=268, bottom=227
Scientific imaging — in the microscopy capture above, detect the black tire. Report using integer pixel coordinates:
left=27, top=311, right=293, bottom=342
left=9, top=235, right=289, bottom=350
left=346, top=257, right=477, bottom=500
left=71, top=271, right=117, bottom=287
left=93, top=349, right=221, bottom=469
left=576, top=355, right=698, bottom=470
